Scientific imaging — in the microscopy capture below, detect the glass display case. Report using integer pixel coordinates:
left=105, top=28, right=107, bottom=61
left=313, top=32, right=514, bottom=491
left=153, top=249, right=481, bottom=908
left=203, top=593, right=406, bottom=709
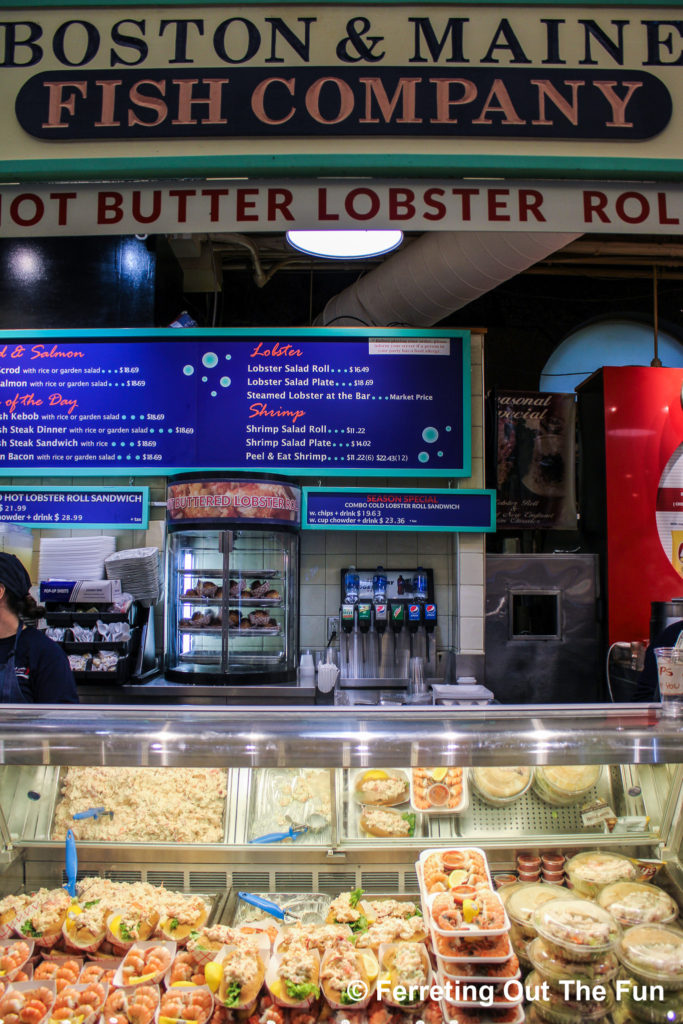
left=0, top=704, right=682, bottom=903
left=165, top=474, right=301, bottom=684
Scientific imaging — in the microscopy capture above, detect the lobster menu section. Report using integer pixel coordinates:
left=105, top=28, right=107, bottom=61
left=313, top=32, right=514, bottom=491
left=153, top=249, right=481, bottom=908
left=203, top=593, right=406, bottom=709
left=0, top=330, right=470, bottom=476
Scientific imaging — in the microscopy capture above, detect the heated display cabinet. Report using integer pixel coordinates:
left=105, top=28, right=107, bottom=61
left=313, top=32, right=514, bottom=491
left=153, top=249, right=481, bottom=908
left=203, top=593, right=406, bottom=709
left=164, top=474, right=301, bottom=684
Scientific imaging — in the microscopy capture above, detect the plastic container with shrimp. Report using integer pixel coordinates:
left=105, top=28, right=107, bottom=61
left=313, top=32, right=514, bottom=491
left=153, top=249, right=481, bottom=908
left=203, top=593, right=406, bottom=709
left=428, top=888, right=510, bottom=938
left=0, top=979, right=56, bottom=1024
left=114, top=941, right=177, bottom=988
left=430, top=928, right=514, bottom=965
left=410, top=768, right=469, bottom=815
left=0, top=938, right=35, bottom=980
left=159, top=983, right=213, bottom=1024
left=418, top=846, right=493, bottom=890
left=436, top=953, right=521, bottom=984
left=440, top=996, right=525, bottom=1024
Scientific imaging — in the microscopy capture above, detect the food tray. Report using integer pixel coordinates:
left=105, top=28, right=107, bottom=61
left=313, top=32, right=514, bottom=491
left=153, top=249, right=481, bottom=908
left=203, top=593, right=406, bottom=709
left=229, top=627, right=281, bottom=636
left=436, top=954, right=520, bottom=983
left=228, top=892, right=332, bottom=927
left=410, top=768, right=469, bottom=815
left=428, top=889, right=510, bottom=938
left=430, top=927, right=514, bottom=964
left=246, top=768, right=334, bottom=845
left=50, top=766, right=232, bottom=846
left=351, top=769, right=410, bottom=808
left=440, top=999, right=524, bottom=1024
left=437, top=971, right=524, bottom=1007
left=344, top=778, right=423, bottom=840
left=418, top=846, right=494, bottom=888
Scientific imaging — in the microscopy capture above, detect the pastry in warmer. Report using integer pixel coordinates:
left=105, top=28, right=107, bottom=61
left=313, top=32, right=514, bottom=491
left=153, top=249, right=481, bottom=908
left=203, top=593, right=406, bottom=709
left=215, top=587, right=223, bottom=600
left=266, top=590, right=280, bottom=600
left=228, top=611, right=239, bottom=628
left=184, top=588, right=198, bottom=598
left=249, top=610, right=271, bottom=627
left=197, top=580, right=218, bottom=598
left=240, top=617, right=251, bottom=629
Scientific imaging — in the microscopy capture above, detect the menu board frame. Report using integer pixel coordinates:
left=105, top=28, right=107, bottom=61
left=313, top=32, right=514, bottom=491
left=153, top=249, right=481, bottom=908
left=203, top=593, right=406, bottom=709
left=0, top=327, right=471, bottom=477
left=0, top=485, right=149, bottom=529
left=302, top=486, right=496, bottom=532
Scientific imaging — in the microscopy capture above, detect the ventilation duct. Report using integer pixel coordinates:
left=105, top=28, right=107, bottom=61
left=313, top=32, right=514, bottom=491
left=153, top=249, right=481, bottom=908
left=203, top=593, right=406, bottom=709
left=316, top=230, right=581, bottom=327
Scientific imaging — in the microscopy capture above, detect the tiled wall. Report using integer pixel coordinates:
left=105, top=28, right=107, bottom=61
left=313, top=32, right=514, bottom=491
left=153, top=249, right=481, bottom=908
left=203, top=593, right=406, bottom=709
left=4, top=333, right=486, bottom=667
left=299, top=332, right=486, bottom=660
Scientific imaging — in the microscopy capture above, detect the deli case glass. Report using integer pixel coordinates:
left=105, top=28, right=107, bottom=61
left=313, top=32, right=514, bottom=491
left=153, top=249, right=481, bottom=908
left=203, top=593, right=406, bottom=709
left=164, top=474, right=301, bottom=684
left=1, top=705, right=683, bottom=1022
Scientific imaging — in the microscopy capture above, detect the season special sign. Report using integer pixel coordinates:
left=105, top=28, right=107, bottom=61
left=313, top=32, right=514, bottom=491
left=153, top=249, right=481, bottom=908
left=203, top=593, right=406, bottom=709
left=303, top=487, right=495, bottom=531
left=0, top=328, right=470, bottom=476
left=0, top=486, right=148, bottom=528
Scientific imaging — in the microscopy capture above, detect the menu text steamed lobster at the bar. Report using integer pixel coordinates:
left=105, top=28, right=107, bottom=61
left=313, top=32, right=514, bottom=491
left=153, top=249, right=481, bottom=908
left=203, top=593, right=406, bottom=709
left=0, top=331, right=470, bottom=476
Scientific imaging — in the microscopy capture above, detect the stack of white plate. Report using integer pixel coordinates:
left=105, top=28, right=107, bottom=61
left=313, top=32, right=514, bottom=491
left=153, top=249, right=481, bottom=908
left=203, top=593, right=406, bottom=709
left=104, top=546, right=162, bottom=603
left=38, top=536, right=116, bottom=582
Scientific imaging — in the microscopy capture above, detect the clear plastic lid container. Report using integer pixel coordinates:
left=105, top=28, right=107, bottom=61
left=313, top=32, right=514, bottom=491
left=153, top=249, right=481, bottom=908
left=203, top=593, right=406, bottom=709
left=507, top=883, right=572, bottom=938
left=617, top=968, right=683, bottom=1023
left=471, top=766, right=534, bottom=807
left=533, top=765, right=602, bottom=807
left=528, top=936, right=619, bottom=988
left=526, top=969, right=615, bottom=1024
left=597, top=881, right=678, bottom=927
left=617, top=923, right=683, bottom=989
left=565, top=851, right=638, bottom=898
left=532, top=897, right=622, bottom=963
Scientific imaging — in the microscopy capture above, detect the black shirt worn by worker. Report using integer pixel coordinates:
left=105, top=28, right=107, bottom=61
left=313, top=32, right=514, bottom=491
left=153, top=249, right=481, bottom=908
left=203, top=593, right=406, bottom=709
left=635, top=620, right=683, bottom=702
left=0, top=627, right=79, bottom=703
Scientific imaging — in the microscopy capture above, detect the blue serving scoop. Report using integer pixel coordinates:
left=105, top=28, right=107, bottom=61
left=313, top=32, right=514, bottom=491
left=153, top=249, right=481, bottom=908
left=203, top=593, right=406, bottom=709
left=248, top=826, right=308, bottom=844
left=237, top=892, right=300, bottom=921
left=64, top=829, right=77, bottom=898
left=73, top=807, right=113, bottom=821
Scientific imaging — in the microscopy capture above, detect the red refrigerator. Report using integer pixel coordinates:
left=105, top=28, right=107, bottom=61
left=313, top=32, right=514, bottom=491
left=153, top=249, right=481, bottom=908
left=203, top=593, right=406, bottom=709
left=578, top=366, right=683, bottom=647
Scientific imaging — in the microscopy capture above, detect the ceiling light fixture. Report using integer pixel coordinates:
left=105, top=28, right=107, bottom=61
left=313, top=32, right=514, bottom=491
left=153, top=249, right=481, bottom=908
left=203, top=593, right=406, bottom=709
left=286, top=229, right=403, bottom=260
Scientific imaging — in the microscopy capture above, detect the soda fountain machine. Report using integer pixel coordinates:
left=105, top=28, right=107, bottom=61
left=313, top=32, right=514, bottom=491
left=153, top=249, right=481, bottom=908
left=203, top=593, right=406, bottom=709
left=339, top=566, right=437, bottom=688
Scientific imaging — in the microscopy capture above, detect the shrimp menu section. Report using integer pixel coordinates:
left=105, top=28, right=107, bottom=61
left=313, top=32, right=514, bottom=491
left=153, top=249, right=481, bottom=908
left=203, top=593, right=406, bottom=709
left=0, top=329, right=470, bottom=475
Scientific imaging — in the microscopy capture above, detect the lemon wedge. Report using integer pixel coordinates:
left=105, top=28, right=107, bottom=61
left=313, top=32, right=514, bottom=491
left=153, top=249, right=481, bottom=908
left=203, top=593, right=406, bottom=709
left=431, top=768, right=448, bottom=782
left=159, top=1016, right=180, bottom=1024
left=171, top=981, right=196, bottom=988
left=129, top=973, right=157, bottom=984
left=269, top=978, right=285, bottom=999
left=109, top=914, right=122, bottom=936
left=462, top=899, right=479, bottom=924
left=448, top=870, right=468, bottom=888
left=360, top=901, right=376, bottom=925
left=204, top=962, right=222, bottom=993
left=360, top=952, right=378, bottom=981
left=362, top=769, right=389, bottom=782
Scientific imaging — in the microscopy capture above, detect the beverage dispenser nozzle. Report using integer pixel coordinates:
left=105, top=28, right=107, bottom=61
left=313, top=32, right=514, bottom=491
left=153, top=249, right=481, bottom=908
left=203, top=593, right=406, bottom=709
left=357, top=601, right=372, bottom=675
left=424, top=602, right=437, bottom=666
left=373, top=601, right=388, bottom=672
left=407, top=602, right=422, bottom=658
left=389, top=600, right=405, bottom=669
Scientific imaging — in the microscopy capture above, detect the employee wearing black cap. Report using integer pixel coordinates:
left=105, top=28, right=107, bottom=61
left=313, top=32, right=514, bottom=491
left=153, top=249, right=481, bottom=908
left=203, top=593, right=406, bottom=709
left=0, top=553, right=78, bottom=703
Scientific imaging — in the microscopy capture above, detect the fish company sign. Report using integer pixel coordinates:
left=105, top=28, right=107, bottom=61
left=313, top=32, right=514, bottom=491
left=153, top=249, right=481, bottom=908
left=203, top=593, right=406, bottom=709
left=0, top=4, right=682, bottom=179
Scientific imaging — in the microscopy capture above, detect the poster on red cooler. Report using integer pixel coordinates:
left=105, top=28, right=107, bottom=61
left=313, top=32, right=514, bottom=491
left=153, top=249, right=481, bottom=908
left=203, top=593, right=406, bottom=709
left=495, top=390, right=577, bottom=530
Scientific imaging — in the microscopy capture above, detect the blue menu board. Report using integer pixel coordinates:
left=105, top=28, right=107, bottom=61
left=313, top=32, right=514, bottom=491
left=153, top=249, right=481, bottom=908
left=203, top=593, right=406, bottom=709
left=0, top=328, right=470, bottom=476
left=303, top=487, right=495, bottom=531
left=0, top=486, right=148, bottom=528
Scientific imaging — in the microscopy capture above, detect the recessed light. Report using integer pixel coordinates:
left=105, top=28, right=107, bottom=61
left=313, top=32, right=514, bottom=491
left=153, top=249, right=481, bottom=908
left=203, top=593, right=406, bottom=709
left=286, top=229, right=403, bottom=260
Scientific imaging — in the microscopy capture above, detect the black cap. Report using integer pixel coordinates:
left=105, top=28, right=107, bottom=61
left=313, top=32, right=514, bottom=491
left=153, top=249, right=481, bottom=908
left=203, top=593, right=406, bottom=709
left=0, top=553, right=32, bottom=599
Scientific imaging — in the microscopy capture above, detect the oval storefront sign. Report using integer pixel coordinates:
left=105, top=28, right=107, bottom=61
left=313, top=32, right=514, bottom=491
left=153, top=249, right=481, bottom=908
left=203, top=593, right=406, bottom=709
left=15, top=67, right=671, bottom=141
